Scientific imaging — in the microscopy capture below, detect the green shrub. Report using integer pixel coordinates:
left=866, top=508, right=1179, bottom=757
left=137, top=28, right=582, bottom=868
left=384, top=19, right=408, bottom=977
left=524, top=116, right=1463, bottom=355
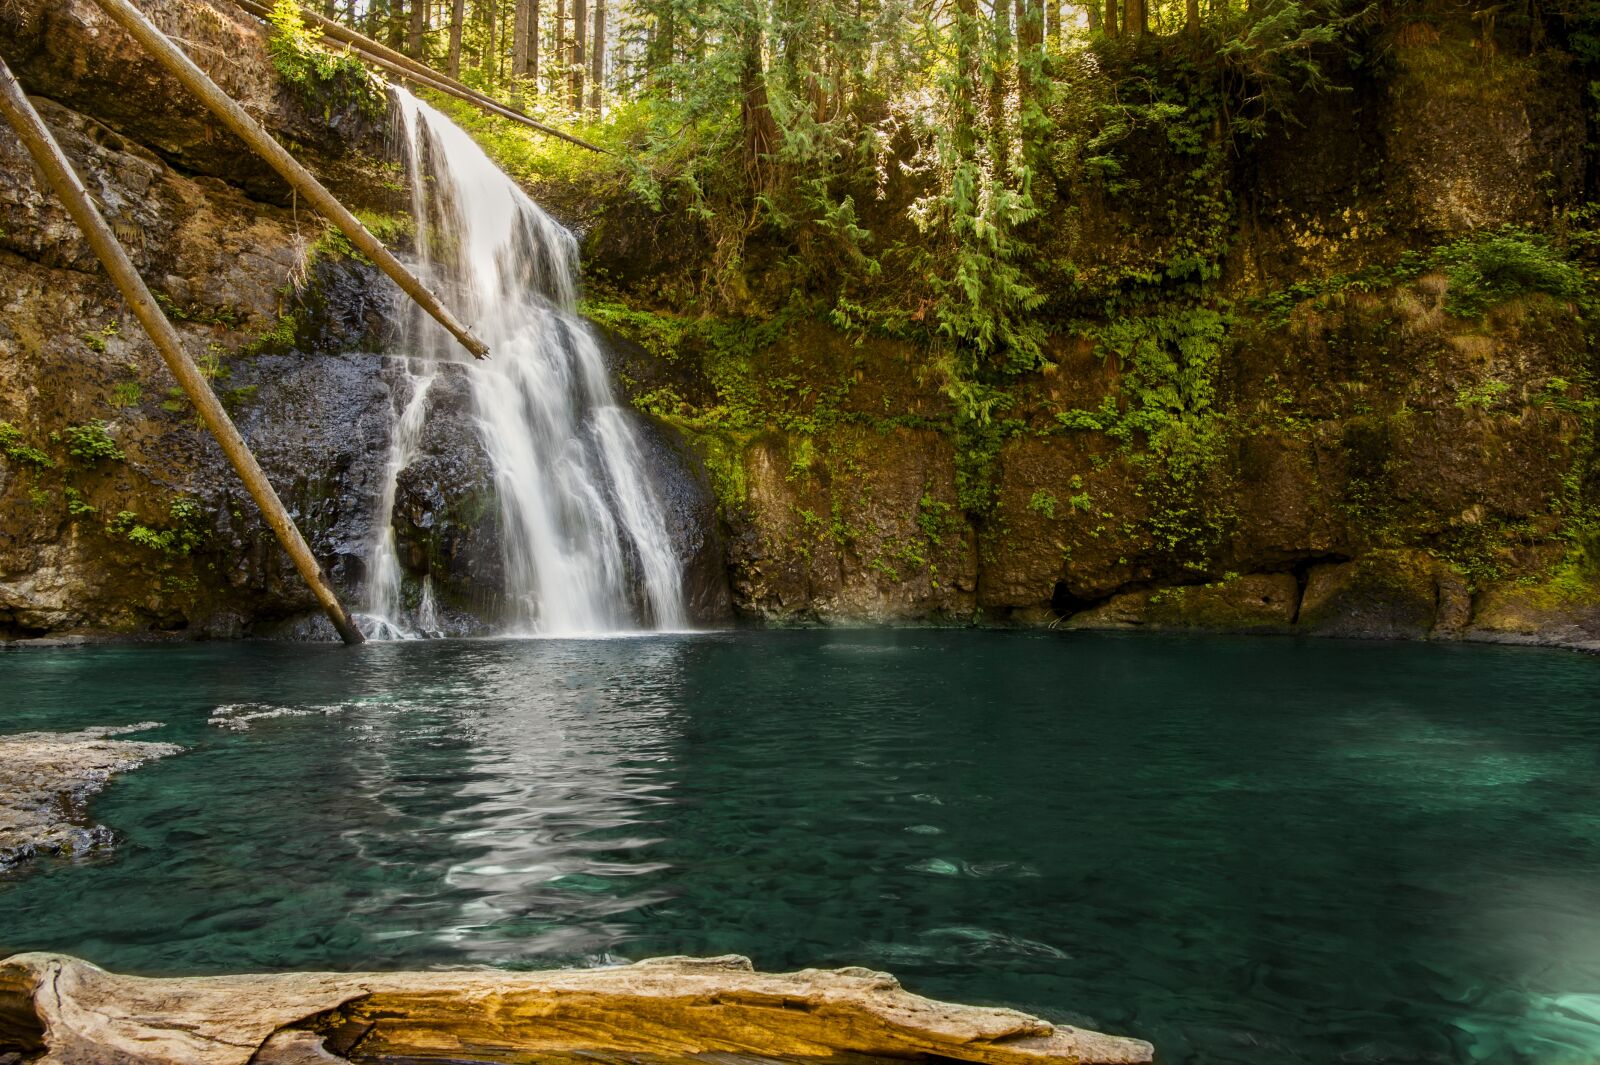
left=63, top=421, right=124, bottom=464
left=1435, top=230, right=1586, bottom=317
left=0, top=421, right=51, bottom=467
left=108, top=497, right=209, bottom=557
left=265, top=0, right=384, bottom=120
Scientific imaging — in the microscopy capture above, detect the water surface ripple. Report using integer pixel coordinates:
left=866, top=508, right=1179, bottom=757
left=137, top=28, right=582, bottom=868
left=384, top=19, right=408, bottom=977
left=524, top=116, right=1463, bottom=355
left=2, top=631, right=1598, bottom=1064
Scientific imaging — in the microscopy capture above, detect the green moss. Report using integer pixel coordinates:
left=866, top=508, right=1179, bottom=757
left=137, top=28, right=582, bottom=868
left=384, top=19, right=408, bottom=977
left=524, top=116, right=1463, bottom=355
left=80, top=323, right=118, bottom=353
left=110, top=381, right=143, bottom=409
left=63, top=487, right=96, bottom=517
left=245, top=313, right=299, bottom=356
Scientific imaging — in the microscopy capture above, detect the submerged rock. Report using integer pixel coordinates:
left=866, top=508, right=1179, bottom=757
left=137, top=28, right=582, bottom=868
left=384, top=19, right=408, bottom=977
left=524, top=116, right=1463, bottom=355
left=0, top=724, right=180, bottom=869
left=0, top=952, right=1154, bottom=1064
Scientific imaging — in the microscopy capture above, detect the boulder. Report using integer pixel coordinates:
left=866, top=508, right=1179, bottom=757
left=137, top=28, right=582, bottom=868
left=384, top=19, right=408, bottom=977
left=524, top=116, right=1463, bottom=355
left=1297, top=550, right=1442, bottom=639
left=1467, top=580, right=1600, bottom=652
left=0, top=952, right=1153, bottom=1065
left=1064, top=573, right=1300, bottom=632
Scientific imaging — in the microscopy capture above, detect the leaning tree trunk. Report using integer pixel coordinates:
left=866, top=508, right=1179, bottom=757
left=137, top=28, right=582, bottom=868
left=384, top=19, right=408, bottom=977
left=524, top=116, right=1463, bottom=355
left=87, top=0, right=490, bottom=357
left=0, top=55, right=366, bottom=645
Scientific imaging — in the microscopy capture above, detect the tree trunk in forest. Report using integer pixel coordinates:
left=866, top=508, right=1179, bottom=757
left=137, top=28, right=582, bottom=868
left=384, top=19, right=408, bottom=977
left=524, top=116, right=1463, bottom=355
left=571, top=0, right=586, bottom=111
left=386, top=0, right=405, bottom=51
left=588, top=0, right=603, bottom=112
left=1019, top=0, right=1043, bottom=111
left=987, top=0, right=1011, bottom=162
left=1185, top=0, right=1199, bottom=34
left=512, top=0, right=530, bottom=98
left=529, top=0, right=540, bottom=85
left=739, top=14, right=775, bottom=193
left=407, top=0, right=426, bottom=59
left=647, top=6, right=673, bottom=91
left=1124, top=0, right=1144, bottom=37
left=482, top=0, right=495, bottom=87
left=553, top=0, right=565, bottom=94
left=955, top=0, right=978, bottom=155
left=1103, top=0, right=1118, bottom=36
left=447, top=0, right=464, bottom=77
left=0, top=55, right=366, bottom=645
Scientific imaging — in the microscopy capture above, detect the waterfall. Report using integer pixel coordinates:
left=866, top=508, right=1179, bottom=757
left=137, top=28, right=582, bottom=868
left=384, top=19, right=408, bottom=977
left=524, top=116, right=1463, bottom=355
left=357, top=89, right=687, bottom=638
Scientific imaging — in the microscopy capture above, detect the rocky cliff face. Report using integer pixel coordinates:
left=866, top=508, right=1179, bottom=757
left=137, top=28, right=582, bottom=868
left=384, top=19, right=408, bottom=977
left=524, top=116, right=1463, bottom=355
left=585, top=15, right=1600, bottom=650
left=0, top=0, right=727, bottom=638
left=2, top=0, right=1597, bottom=648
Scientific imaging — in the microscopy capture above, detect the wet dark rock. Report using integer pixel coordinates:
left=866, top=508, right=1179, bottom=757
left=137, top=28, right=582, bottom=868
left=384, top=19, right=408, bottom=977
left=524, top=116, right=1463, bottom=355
left=630, top=416, right=732, bottom=625
left=389, top=365, right=505, bottom=632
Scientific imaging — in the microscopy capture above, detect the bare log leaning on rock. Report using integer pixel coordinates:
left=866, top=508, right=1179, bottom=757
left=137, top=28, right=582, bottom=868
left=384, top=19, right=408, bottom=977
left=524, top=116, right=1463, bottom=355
left=231, top=0, right=611, bottom=156
left=0, top=952, right=1155, bottom=1065
left=0, top=55, right=366, bottom=645
left=86, top=0, right=490, bottom=360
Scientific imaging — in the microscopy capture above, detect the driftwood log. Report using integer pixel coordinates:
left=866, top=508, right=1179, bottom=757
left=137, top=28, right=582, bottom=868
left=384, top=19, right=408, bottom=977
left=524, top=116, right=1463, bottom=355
left=0, top=952, right=1155, bottom=1065
left=0, top=54, right=366, bottom=644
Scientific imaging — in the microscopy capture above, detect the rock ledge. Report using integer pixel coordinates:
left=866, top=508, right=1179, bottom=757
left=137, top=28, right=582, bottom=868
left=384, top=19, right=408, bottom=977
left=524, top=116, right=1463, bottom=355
left=0, top=725, right=181, bottom=868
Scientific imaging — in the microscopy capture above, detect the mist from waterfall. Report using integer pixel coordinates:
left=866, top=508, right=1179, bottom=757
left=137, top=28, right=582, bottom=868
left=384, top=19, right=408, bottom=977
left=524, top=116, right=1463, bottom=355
left=358, top=88, right=687, bottom=638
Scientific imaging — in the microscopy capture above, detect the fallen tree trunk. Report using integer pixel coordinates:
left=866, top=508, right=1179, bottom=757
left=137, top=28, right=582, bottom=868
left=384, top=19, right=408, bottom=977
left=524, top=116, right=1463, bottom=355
left=87, top=0, right=490, bottom=360
left=0, top=952, right=1155, bottom=1064
left=233, top=0, right=610, bottom=155
left=0, top=53, right=367, bottom=646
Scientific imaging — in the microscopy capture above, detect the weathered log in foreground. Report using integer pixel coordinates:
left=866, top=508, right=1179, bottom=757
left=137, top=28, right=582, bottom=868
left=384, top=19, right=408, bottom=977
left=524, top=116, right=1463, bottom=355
left=0, top=953, right=1155, bottom=1065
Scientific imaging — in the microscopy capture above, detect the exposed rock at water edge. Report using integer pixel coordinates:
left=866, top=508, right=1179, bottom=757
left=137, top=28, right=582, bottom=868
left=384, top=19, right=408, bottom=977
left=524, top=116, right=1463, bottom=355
left=0, top=724, right=180, bottom=868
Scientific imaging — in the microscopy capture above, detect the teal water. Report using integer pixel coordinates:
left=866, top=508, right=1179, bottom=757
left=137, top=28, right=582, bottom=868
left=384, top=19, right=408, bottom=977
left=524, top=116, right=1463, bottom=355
left=2, top=631, right=1598, bottom=1063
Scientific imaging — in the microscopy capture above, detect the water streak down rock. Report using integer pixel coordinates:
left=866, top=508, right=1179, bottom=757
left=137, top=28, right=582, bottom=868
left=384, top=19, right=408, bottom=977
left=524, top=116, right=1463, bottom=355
left=0, top=952, right=1153, bottom=1064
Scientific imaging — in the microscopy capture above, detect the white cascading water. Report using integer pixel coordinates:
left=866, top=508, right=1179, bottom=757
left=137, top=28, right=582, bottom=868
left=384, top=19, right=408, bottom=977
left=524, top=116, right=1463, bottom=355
left=358, top=88, right=687, bottom=638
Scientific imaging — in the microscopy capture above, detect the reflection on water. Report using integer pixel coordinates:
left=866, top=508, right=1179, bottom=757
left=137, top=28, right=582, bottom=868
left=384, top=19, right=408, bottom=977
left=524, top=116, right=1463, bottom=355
left=2, top=631, right=1599, bottom=1064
